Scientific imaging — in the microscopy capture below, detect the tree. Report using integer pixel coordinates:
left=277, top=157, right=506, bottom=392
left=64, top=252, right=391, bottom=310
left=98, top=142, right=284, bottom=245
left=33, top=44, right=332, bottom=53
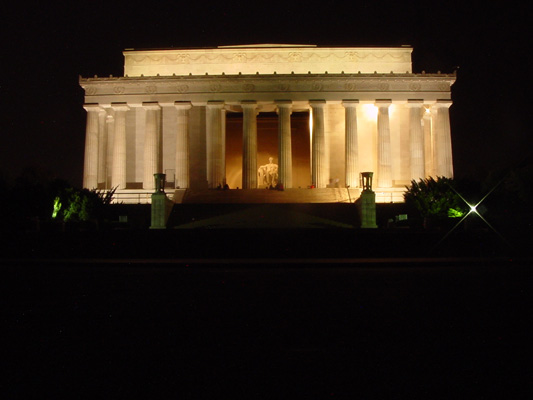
left=404, top=177, right=466, bottom=219
left=52, top=186, right=116, bottom=222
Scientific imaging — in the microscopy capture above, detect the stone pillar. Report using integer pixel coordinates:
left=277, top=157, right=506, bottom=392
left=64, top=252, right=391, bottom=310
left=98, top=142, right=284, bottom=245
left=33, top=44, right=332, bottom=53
left=241, top=101, right=258, bottom=189
left=359, top=192, right=378, bottom=229
left=408, top=100, right=426, bottom=180
left=111, top=103, right=130, bottom=189
left=206, top=101, right=225, bottom=188
left=376, top=100, right=392, bottom=188
left=104, top=113, right=114, bottom=189
left=82, top=104, right=102, bottom=189
left=150, top=173, right=173, bottom=229
left=174, top=102, right=192, bottom=189
left=97, top=110, right=107, bottom=187
left=423, top=107, right=434, bottom=177
left=221, top=107, right=227, bottom=186
left=357, top=172, right=378, bottom=229
left=342, top=100, right=359, bottom=188
left=276, top=100, right=293, bottom=188
left=310, top=100, right=327, bottom=188
left=433, top=100, right=454, bottom=178
left=143, top=102, right=161, bottom=190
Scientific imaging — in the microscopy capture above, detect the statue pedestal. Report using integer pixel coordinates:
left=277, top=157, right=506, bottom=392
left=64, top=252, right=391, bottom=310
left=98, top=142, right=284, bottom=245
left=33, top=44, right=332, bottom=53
left=357, top=190, right=378, bottom=229
left=150, top=173, right=173, bottom=229
left=150, top=192, right=173, bottom=229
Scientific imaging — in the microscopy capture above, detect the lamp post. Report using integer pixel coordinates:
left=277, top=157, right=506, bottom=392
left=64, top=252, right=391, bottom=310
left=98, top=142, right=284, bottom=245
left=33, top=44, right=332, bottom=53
left=357, top=172, right=378, bottom=228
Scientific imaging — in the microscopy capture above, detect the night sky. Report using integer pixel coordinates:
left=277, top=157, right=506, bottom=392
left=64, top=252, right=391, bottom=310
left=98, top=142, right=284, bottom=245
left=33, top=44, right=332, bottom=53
left=1, top=0, right=530, bottom=186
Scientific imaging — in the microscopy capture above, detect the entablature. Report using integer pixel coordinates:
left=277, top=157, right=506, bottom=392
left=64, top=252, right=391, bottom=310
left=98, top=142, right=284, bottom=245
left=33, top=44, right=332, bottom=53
left=80, top=72, right=455, bottom=102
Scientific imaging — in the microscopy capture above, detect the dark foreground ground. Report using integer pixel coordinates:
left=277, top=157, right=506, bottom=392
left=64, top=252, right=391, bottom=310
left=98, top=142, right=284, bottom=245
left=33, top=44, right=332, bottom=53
left=2, top=255, right=532, bottom=399
left=2, top=210, right=532, bottom=398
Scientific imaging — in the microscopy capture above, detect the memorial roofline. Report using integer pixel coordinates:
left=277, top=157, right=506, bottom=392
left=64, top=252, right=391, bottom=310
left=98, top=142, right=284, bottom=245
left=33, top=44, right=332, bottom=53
left=80, top=71, right=456, bottom=82
left=122, top=46, right=415, bottom=76
left=124, top=44, right=413, bottom=52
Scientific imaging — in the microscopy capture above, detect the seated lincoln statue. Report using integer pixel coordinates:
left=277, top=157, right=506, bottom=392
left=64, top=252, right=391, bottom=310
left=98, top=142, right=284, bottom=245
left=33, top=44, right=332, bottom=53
left=258, top=157, right=278, bottom=187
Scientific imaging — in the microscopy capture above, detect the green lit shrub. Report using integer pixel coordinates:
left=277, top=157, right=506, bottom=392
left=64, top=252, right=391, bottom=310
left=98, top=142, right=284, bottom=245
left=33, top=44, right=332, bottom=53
left=52, top=186, right=116, bottom=222
left=404, top=177, right=466, bottom=219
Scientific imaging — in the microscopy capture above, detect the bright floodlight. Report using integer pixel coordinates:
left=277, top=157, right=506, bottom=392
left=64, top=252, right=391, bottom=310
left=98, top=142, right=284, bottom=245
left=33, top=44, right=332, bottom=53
left=434, top=178, right=510, bottom=252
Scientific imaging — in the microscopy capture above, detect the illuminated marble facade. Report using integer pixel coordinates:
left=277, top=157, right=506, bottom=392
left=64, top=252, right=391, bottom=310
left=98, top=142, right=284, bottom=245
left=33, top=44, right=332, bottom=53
left=80, top=45, right=455, bottom=203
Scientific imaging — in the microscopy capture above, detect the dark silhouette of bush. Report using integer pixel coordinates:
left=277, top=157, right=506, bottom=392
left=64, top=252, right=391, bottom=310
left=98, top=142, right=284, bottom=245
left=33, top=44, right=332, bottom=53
left=404, top=177, right=466, bottom=219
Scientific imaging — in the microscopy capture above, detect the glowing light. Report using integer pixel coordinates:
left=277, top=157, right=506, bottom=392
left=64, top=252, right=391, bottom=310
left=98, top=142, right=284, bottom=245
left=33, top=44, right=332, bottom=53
left=52, top=197, right=62, bottom=219
left=309, top=109, right=313, bottom=166
left=362, top=104, right=378, bottom=119
left=433, top=179, right=509, bottom=251
left=448, top=208, right=464, bottom=218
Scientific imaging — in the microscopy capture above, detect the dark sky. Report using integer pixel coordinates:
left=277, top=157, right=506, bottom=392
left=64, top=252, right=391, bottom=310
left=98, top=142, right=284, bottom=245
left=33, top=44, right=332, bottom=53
left=1, top=0, right=530, bottom=186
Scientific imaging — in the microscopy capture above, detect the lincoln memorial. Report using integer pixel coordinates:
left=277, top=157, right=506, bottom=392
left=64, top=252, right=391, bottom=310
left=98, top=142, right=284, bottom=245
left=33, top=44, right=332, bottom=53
left=80, top=45, right=455, bottom=203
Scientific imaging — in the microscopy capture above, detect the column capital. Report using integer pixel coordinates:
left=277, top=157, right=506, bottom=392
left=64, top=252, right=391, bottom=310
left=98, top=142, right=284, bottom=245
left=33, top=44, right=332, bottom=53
left=83, top=103, right=103, bottom=112
left=275, top=100, right=292, bottom=115
left=240, top=100, right=258, bottom=109
left=142, top=101, right=161, bottom=111
left=375, top=99, right=392, bottom=108
left=207, top=100, right=225, bottom=109
left=407, top=99, right=425, bottom=108
left=158, top=101, right=176, bottom=108
left=111, top=102, right=130, bottom=112
left=309, top=99, right=326, bottom=108
left=174, top=101, right=192, bottom=111
left=432, top=99, right=452, bottom=109
left=342, top=99, right=359, bottom=108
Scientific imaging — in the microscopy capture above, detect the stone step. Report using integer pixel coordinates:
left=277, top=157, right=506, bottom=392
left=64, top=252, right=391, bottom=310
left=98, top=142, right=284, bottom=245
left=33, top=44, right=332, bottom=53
left=111, top=187, right=406, bottom=204
left=179, top=188, right=362, bottom=204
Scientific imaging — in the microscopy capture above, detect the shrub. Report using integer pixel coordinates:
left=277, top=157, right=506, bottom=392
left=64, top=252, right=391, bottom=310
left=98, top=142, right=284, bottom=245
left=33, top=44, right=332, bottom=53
left=52, top=186, right=116, bottom=222
left=404, top=177, right=466, bottom=219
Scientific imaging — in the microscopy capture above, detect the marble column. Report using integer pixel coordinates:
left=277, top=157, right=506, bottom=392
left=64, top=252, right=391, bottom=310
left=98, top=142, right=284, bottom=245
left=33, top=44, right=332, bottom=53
left=376, top=100, right=392, bottom=188
left=342, top=100, right=359, bottom=188
left=111, top=103, right=130, bottom=189
left=174, top=102, right=192, bottom=189
left=206, top=101, right=225, bottom=188
left=221, top=108, right=227, bottom=186
left=241, top=101, right=258, bottom=189
left=423, top=108, right=434, bottom=177
left=83, top=104, right=102, bottom=189
left=408, top=100, right=426, bottom=180
left=310, top=100, right=326, bottom=188
left=104, top=114, right=114, bottom=189
left=143, top=102, right=161, bottom=190
left=276, top=100, right=292, bottom=188
left=433, top=100, right=454, bottom=178
left=97, top=110, right=107, bottom=187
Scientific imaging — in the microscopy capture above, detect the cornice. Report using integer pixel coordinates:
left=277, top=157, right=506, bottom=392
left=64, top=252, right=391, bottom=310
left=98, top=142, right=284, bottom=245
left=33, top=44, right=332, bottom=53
left=80, top=73, right=455, bottom=97
left=80, top=71, right=455, bottom=82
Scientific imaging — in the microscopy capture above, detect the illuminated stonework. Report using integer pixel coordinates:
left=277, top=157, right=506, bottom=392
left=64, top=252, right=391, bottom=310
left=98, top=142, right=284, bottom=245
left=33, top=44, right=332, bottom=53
left=80, top=45, right=455, bottom=203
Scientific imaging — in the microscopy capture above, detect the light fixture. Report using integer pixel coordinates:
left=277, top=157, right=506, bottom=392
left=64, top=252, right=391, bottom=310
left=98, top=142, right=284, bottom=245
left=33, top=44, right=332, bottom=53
left=433, top=179, right=509, bottom=251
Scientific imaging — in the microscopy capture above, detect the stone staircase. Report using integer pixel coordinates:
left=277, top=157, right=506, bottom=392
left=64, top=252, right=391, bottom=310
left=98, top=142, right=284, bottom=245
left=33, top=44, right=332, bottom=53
left=178, top=188, right=362, bottom=204
left=112, top=187, right=406, bottom=204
